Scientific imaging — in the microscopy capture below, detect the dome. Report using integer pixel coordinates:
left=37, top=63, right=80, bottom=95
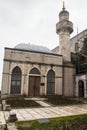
left=59, top=10, right=69, bottom=16
left=14, top=43, right=52, bottom=53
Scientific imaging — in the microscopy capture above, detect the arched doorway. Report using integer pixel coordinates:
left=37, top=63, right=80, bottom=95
left=11, top=66, right=21, bottom=94
left=47, top=69, right=55, bottom=95
left=28, top=68, right=41, bottom=97
left=78, top=80, right=84, bottom=97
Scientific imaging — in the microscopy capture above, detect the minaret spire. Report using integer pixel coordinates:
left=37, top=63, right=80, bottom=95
left=62, top=1, right=65, bottom=10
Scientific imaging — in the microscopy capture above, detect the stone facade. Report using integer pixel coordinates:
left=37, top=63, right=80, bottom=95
left=63, top=62, right=75, bottom=96
left=70, top=30, right=87, bottom=98
left=1, top=48, right=63, bottom=96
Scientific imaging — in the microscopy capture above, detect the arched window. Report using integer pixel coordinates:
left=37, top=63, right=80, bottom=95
left=47, top=69, right=55, bottom=95
left=11, top=66, right=21, bottom=94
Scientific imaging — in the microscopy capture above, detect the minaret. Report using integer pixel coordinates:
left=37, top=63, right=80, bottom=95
left=56, top=2, right=73, bottom=61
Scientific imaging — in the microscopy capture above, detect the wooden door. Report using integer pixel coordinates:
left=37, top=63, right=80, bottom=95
left=29, top=76, right=40, bottom=97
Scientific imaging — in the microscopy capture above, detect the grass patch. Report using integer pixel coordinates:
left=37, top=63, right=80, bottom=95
left=6, top=96, right=41, bottom=108
left=41, top=95, right=82, bottom=106
left=15, top=114, right=87, bottom=130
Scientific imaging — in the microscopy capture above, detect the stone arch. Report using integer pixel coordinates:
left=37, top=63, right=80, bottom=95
left=78, top=80, right=84, bottom=97
left=45, top=67, right=52, bottom=76
left=10, top=66, right=22, bottom=94
left=10, top=64, right=22, bottom=74
left=29, top=67, right=41, bottom=75
left=47, top=69, right=55, bottom=95
left=28, top=66, right=41, bottom=75
left=28, top=67, right=41, bottom=97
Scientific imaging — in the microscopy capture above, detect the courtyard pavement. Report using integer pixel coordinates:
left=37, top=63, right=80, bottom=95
left=1, top=103, right=87, bottom=126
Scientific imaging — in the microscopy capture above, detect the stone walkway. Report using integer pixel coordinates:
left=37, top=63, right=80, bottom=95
left=36, top=101, right=51, bottom=107
left=1, top=104, right=87, bottom=125
left=25, top=97, right=47, bottom=101
left=25, top=98, right=51, bottom=107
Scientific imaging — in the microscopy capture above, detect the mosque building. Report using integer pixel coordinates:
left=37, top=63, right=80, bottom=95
left=1, top=3, right=87, bottom=98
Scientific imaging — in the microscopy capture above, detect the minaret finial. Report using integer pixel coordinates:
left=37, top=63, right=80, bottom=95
left=62, top=1, right=65, bottom=10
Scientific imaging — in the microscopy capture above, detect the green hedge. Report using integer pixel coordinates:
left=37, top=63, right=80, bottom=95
left=6, top=97, right=41, bottom=108
left=41, top=95, right=82, bottom=106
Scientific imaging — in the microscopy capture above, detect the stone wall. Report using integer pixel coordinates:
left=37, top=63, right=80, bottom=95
left=1, top=48, right=63, bottom=96
left=63, top=62, right=75, bottom=96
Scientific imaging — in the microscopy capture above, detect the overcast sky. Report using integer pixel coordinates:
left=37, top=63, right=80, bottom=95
left=0, top=0, right=87, bottom=90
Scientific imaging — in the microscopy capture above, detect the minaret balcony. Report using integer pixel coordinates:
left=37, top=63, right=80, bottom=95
left=56, top=20, right=73, bottom=34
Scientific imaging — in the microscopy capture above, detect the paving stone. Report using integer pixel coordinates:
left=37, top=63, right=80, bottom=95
left=37, top=118, right=49, bottom=123
left=36, top=101, right=51, bottom=107
left=7, top=123, right=17, bottom=130
left=1, top=104, right=87, bottom=124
